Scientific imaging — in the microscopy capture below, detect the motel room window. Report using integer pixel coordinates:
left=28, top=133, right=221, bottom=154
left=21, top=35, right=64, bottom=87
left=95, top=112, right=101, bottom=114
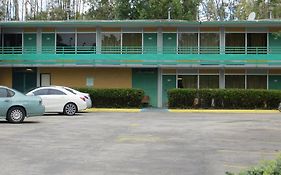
left=200, top=33, right=220, bottom=54
left=101, top=33, right=121, bottom=54
left=247, top=75, right=267, bottom=89
left=225, top=75, right=245, bottom=89
left=225, top=33, right=245, bottom=54
left=4, top=34, right=22, bottom=54
left=247, top=33, right=267, bottom=54
left=178, top=33, right=198, bottom=54
left=56, top=33, right=75, bottom=54
left=178, top=75, right=198, bottom=89
left=77, top=33, right=96, bottom=54
left=199, top=75, right=219, bottom=89
left=122, top=33, right=142, bottom=54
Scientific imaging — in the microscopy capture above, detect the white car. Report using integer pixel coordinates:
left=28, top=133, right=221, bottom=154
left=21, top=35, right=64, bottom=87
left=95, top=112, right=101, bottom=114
left=26, top=86, right=87, bottom=115
left=58, top=86, right=92, bottom=109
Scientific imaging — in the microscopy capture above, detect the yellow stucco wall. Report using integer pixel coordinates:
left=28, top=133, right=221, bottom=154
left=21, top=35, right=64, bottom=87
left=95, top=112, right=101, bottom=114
left=39, top=68, right=132, bottom=88
left=0, top=68, right=12, bottom=87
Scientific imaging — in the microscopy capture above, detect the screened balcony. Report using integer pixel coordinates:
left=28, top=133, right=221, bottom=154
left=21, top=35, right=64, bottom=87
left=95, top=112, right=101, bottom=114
left=0, top=46, right=278, bottom=54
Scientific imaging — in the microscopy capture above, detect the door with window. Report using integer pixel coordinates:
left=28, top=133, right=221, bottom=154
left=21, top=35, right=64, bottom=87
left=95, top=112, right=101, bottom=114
left=162, top=75, right=176, bottom=107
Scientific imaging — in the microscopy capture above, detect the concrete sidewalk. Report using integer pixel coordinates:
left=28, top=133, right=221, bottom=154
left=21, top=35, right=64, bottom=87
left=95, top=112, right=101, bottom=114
left=85, top=108, right=280, bottom=114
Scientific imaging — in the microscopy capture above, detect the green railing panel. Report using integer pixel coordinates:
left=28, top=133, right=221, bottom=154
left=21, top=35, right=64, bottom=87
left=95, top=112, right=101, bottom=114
left=1, top=53, right=281, bottom=66
left=1, top=46, right=281, bottom=54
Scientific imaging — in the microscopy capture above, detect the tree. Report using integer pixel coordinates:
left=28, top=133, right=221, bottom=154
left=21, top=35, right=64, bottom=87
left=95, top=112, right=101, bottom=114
left=200, top=0, right=239, bottom=21
left=85, top=0, right=115, bottom=19
left=235, top=0, right=281, bottom=20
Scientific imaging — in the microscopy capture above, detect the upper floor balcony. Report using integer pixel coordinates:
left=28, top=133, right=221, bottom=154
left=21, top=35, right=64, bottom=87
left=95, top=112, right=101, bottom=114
left=1, top=46, right=281, bottom=67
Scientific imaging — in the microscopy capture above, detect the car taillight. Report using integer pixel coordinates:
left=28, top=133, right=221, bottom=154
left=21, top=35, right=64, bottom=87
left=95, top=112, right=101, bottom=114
left=80, top=97, right=86, bottom=101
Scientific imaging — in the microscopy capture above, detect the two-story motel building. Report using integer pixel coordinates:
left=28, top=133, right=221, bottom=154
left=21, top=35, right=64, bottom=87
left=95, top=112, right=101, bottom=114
left=1, top=20, right=281, bottom=107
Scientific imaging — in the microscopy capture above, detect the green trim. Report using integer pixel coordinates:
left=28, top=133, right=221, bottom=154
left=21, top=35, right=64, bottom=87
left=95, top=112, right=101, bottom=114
left=1, top=20, right=281, bottom=27
left=1, top=53, right=281, bottom=66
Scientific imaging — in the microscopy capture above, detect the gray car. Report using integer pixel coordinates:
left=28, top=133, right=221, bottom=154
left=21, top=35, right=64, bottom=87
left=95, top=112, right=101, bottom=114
left=0, top=86, right=45, bottom=123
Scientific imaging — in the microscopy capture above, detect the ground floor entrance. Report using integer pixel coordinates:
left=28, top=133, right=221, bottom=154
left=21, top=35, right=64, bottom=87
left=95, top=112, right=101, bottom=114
left=12, top=68, right=37, bottom=93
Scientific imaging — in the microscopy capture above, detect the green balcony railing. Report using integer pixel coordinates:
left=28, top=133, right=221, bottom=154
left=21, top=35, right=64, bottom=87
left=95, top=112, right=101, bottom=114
left=1, top=46, right=281, bottom=55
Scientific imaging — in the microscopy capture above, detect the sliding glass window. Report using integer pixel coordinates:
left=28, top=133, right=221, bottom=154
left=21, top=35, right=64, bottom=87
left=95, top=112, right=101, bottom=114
left=225, top=75, right=245, bottom=89
left=77, top=33, right=96, bottom=54
left=122, top=33, right=142, bottom=54
left=178, top=33, right=198, bottom=54
left=4, top=34, right=22, bottom=54
left=247, top=33, right=267, bottom=54
left=56, top=33, right=75, bottom=54
left=200, top=33, right=220, bottom=54
left=225, top=33, right=245, bottom=54
left=199, top=75, right=219, bottom=89
left=247, top=75, right=267, bottom=89
left=101, top=33, right=121, bottom=54
left=178, top=75, right=198, bottom=89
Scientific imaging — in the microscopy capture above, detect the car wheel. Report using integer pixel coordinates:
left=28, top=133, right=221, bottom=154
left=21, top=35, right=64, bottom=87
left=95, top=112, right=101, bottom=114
left=7, top=107, right=25, bottom=123
left=63, top=103, right=77, bottom=116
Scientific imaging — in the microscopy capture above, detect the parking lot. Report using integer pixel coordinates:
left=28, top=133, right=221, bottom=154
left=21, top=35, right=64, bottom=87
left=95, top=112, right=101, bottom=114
left=0, top=111, right=281, bottom=175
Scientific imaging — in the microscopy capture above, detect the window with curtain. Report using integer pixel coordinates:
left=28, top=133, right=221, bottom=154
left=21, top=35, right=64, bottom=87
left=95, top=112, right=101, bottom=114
left=199, top=75, right=219, bottom=89
left=247, top=75, right=267, bottom=89
left=101, top=33, right=121, bottom=54
left=178, top=75, right=198, bottom=88
left=4, top=34, right=22, bottom=54
left=178, top=33, right=198, bottom=54
left=225, top=33, right=245, bottom=54
left=225, top=75, right=245, bottom=89
left=56, top=33, right=75, bottom=54
left=77, top=33, right=96, bottom=54
left=122, top=33, right=142, bottom=54
left=247, top=33, right=267, bottom=54
left=200, top=33, right=220, bottom=54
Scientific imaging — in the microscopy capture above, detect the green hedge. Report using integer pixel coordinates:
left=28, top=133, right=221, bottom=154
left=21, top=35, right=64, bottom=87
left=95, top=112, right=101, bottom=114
left=168, top=89, right=281, bottom=109
left=226, top=155, right=281, bottom=175
left=75, top=88, right=144, bottom=108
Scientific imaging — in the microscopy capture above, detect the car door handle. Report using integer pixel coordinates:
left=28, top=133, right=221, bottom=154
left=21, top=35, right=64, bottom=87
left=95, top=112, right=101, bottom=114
left=4, top=99, right=10, bottom=102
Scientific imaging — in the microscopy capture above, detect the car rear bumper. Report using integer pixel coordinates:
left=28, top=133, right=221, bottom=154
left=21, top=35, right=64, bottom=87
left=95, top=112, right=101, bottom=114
left=27, top=105, right=45, bottom=117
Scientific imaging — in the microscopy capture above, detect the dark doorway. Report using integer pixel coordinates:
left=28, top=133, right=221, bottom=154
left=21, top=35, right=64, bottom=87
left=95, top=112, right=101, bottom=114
left=12, top=68, right=37, bottom=93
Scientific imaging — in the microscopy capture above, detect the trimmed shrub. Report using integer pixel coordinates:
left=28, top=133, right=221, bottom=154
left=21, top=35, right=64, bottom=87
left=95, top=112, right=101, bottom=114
left=75, top=88, right=144, bottom=108
left=226, top=154, right=281, bottom=175
left=168, top=89, right=281, bottom=109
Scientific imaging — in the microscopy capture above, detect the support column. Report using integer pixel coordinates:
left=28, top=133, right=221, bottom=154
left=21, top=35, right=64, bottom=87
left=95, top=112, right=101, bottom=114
left=157, top=28, right=163, bottom=54
left=37, top=28, right=42, bottom=54
left=37, top=67, right=40, bottom=87
left=157, top=68, right=162, bottom=108
left=219, top=69, right=225, bottom=89
left=220, top=27, right=225, bottom=54
left=96, top=27, right=101, bottom=54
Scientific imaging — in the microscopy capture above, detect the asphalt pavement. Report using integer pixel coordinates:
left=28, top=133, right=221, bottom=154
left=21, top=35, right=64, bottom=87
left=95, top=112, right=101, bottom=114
left=0, top=111, right=280, bottom=175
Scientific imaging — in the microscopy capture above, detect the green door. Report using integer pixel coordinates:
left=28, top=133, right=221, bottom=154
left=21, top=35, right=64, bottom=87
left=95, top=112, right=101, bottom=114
left=143, top=33, right=157, bottom=54
left=162, top=75, right=176, bottom=107
left=24, top=33, right=37, bottom=53
left=12, top=68, right=37, bottom=93
left=269, top=75, right=281, bottom=89
left=42, top=33, right=55, bottom=53
left=269, top=33, right=281, bottom=54
left=163, top=33, right=177, bottom=54
left=132, top=68, right=158, bottom=107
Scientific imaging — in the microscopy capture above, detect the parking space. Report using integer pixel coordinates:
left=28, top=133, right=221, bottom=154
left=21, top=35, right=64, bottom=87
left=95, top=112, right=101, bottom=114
left=0, top=112, right=280, bottom=175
